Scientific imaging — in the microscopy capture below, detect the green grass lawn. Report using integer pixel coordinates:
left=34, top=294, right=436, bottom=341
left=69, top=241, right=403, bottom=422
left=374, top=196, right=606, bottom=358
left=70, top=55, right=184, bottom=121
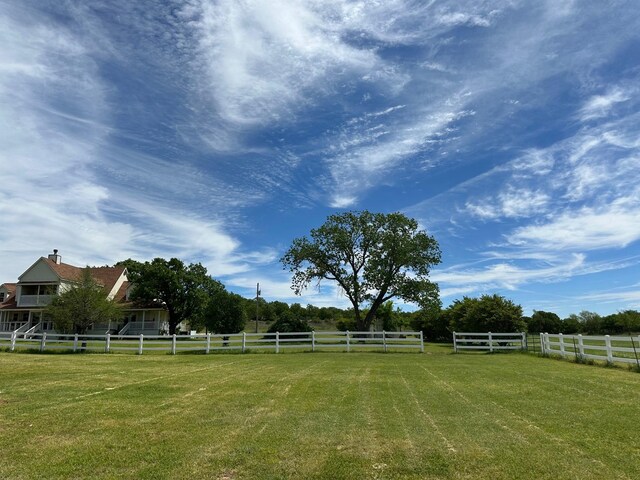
left=1, top=348, right=639, bottom=479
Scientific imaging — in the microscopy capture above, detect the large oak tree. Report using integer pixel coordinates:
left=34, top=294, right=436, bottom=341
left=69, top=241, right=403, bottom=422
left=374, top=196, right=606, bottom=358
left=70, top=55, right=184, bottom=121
left=121, top=258, right=222, bottom=335
left=281, top=211, right=441, bottom=331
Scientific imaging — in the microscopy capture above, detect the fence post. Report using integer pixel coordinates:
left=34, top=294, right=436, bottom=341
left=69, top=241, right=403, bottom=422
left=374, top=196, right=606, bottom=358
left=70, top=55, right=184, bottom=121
left=206, top=333, right=211, bottom=354
left=578, top=334, right=584, bottom=357
left=276, top=331, right=279, bottom=353
left=242, top=332, right=246, bottom=353
left=488, top=332, right=493, bottom=353
left=346, top=330, right=350, bottom=353
left=559, top=333, right=565, bottom=357
left=10, top=331, right=16, bottom=352
left=383, top=330, right=387, bottom=353
left=521, top=332, right=527, bottom=351
left=312, top=330, right=315, bottom=352
left=138, top=334, right=144, bottom=355
left=538, top=333, right=543, bottom=354
left=420, top=331, right=424, bottom=353
left=453, top=332, right=457, bottom=353
left=171, top=334, right=177, bottom=355
left=40, top=332, right=47, bottom=352
left=73, top=334, right=78, bottom=353
left=605, top=335, right=613, bottom=363
left=105, top=333, right=111, bottom=353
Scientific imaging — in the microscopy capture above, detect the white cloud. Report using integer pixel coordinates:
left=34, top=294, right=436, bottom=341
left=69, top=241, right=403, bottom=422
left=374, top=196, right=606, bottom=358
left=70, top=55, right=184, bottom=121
left=0, top=4, right=271, bottom=282
left=466, top=188, right=550, bottom=220
left=433, top=253, right=586, bottom=290
left=194, top=0, right=382, bottom=126
left=508, top=204, right=640, bottom=251
left=580, top=87, right=630, bottom=121
left=578, top=289, right=640, bottom=308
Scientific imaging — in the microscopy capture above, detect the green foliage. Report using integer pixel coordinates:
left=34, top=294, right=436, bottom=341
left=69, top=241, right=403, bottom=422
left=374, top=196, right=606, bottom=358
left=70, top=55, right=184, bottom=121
left=45, top=268, right=122, bottom=334
left=336, top=317, right=357, bottom=331
left=121, top=258, right=223, bottom=335
left=281, top=210, right=441, bottom=331
left=605, top=310, right=640, bottom=334
left=577, top=311, right=603, bottom=335
left=558, top=310, right=640, bottom=335
left=414, top=306, right=450, bottom=342
left=202, top=291, right=246, bottom=334
left=267, top=310, right=311, bottom=333
left=527, top=310, right=562, bottom=334
left=447, top=294, right=525, bottom=333
left=561, top=314, right=582, bottom=334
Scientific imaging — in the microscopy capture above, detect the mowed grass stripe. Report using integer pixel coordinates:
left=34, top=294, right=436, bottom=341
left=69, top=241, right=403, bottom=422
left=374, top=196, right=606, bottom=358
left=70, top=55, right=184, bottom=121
left=416, top=354, right=640, bottom=479
left=1, top=351, right=639, bottom=479
left=414, top=363, right=625, bottom=479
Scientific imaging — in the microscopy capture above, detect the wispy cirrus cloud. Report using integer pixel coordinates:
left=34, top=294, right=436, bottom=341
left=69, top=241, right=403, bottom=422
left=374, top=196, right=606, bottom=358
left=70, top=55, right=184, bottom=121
left=579, top=87, right=632, bottom=121
left=0, top=2, right=274, bottom=280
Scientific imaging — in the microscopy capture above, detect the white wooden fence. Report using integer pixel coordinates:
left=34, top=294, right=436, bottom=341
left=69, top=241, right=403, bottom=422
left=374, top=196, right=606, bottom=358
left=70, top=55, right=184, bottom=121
left=0, top=330, right=424, bottom=354
left=453, top=332, right=527, bottom=353
left=540, top=333, right=640, bottom=366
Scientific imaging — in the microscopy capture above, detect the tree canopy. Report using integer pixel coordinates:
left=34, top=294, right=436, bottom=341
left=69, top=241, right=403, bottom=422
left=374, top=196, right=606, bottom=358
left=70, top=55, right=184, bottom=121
left=447, top=294, right=525, bottom=333
left=45, top=267, right=122, bottom=334
left=527, top=310, right=562, bottom=334
left=201, top=290, right=247, bottom=335
left=120, top=258, right=222, bottom=335
left=281, top=211, right=441, bottom=331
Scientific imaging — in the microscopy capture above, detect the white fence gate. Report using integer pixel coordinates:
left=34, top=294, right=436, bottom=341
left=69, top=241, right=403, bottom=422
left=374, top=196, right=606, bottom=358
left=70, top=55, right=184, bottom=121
left=540, top=333, right=640, bottom=366
left=453, top=332, right=527, bottom=353
left=0, top=330, right=424, bottom=355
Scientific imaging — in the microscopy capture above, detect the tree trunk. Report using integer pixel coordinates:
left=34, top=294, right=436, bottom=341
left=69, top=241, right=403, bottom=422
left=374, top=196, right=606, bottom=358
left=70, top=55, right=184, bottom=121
left=168, top=309, right=178, bottom=335
left=168, top=322, right=178, bottom=335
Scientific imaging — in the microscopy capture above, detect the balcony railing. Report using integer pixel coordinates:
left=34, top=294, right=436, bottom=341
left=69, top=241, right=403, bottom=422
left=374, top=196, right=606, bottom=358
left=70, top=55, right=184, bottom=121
left=18, top=295, right=54, bottom=306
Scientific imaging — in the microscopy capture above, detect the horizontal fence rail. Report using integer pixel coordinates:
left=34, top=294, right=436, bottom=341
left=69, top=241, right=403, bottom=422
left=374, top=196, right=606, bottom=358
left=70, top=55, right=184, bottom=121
left=540, top=333, right=640, bottom=366
left=453, top=332, right=527, bottom=353
left=0, top=330, right=424, bottom=355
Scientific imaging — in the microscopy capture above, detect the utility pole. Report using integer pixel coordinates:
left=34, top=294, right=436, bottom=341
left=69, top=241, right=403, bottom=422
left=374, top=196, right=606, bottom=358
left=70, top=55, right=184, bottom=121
left=255, top=282, right=261, bottom=333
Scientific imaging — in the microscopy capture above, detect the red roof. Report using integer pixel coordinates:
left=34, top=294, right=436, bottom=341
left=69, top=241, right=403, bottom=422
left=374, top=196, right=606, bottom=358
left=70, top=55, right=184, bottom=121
left=41, top=258, right=126, bottom=294
left=0, top=283, right=17, bottom=310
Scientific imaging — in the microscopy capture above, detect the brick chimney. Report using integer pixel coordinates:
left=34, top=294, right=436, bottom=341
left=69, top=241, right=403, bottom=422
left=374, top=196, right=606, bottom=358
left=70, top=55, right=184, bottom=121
left=48, top=249, right=62, bottom=264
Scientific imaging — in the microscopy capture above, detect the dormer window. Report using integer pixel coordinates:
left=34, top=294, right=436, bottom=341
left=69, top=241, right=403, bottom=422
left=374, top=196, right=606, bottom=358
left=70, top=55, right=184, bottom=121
left=0, top=292, right=4, bottom=302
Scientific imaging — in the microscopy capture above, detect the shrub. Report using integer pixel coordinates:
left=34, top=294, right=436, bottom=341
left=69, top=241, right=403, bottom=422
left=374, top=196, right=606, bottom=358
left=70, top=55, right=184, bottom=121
left=447, top=294, right=525, bottom=333
left=267, top=310, right=311, bottom=335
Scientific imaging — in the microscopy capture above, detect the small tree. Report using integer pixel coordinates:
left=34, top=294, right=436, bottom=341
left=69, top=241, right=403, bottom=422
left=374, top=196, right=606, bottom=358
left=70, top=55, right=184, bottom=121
left=267, top=310, right=311, bottom=336
left=527, top=310, right=562, bottom=334
left=413, top=305, right=450, bottom=342
left=202, top=290, right=247, bottom=335
left=578, top=311, right=603, bottom=334
left=45, top=268, right=122, bottom=335
left=281, top=211, right=441, bottom=331
left=447, top=295, right=525, bottom=333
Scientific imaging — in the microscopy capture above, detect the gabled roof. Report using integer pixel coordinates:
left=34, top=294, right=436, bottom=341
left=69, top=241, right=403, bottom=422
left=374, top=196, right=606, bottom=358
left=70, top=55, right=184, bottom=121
left=87, top=265, right=127, bottom=294
left=18, top=258, right=127, bottom=295
left=45, top=258, right=84, bottom=282
left=0, top=283, right=17, bottom=310
left=113, top=280, right=130, bottom=303
left=0, top=283, right=16, bottom=293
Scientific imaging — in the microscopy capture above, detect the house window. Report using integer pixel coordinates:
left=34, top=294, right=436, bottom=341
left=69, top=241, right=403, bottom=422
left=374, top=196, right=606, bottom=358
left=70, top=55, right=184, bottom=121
left=0, top=292, right=4, bottom=302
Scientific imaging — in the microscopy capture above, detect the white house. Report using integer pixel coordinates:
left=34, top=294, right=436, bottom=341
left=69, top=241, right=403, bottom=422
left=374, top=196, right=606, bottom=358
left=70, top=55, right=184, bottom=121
left=0, top=250, right=170, bottom=336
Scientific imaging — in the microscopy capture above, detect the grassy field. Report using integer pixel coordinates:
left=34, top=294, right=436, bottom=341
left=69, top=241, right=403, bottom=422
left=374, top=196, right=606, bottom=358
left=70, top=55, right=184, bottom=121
left=1, top=347, right=639, bottom=479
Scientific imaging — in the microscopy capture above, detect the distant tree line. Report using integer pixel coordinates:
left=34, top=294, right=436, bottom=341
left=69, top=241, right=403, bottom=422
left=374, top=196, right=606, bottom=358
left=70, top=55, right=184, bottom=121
left=410, top=297, right=640, bottom=342
left=523, top=309, right=640, bottom=336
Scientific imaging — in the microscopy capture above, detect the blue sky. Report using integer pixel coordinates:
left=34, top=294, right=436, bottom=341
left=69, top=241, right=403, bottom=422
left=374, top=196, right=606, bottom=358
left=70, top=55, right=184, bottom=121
left=1, top=0, right=640, bottom=317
